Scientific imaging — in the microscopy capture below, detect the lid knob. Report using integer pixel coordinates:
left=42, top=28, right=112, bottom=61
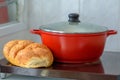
left=68, top=13, right=80, bottom=22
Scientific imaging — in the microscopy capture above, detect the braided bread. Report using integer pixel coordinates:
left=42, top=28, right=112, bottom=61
left=3, top=40, right=54, bottom=68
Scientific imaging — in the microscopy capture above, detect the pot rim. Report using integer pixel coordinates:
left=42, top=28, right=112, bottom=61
left=31, top=29, right=117, bottom=37
left=39, top=28, right=108, bottom=34
left=39, top=29, right=108, bottom=36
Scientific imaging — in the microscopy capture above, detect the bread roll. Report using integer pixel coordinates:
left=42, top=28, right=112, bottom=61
left=3, top=40, right=54, bottom=68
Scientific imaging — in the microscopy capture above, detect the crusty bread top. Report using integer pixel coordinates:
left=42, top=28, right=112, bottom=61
left=3, top=40, right=54, bottom=68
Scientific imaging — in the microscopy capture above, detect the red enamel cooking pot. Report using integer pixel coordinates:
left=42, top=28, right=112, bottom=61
left=30, top=13, right=117, bottom=63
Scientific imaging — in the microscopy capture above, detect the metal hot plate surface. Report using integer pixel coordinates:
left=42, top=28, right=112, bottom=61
left=0, top=52, right=120, bottom=80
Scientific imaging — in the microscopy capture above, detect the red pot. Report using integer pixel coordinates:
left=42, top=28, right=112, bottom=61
left=30, top=13, right=117, bottom=63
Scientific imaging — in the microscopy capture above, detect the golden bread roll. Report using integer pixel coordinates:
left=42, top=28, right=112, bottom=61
left=3, top=40, right=54, bottom=68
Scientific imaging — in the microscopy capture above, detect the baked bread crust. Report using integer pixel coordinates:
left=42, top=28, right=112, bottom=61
left=3, top=40, right=54, bottom=68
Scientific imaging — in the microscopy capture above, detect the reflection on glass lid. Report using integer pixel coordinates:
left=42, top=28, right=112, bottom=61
left=39, top=22, right=108, bottom=33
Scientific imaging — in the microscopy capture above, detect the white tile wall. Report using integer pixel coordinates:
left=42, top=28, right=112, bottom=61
left=28, top=0, right=79, bottom=28
left=79, top=0, right=120, bottom=52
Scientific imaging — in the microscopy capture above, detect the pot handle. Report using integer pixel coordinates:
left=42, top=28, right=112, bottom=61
left=30, top=29, right=42, bottom=35
left=107, top=30, right=117, bottom=37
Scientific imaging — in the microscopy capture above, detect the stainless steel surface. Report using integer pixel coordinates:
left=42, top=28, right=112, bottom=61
left=0, top=52, right=120, bottom=80
left=0, top=73, right=7, bottom=79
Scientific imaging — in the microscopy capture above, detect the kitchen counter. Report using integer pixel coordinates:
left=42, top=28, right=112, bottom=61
left=1, top=74, right=69, bottom=80
left=0, top=52, right=120, bottom=80
left=0, top=29, right=120, bottom=80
